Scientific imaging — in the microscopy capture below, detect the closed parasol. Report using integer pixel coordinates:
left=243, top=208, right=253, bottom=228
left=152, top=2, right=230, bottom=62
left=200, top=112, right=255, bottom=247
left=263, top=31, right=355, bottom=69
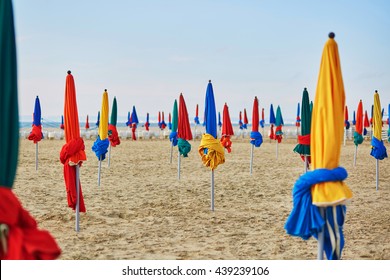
left=249, top=96, right=263, bottom=174
left=177, top=93, right=193, bottom=179
left=220, top=103, right=234, bottom=153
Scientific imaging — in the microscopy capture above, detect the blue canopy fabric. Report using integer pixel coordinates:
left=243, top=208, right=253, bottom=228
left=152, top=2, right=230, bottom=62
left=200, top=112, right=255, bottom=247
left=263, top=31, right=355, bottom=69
left=126, top=111, right=131, bottom=126
left=131, top=105, right=139, bottom=125
left=285, top=167, right=348, bottom=260
left=269, top=104, right=275, bottom=124
left=352, top=111, right=356, bottom=126
left=96, top=111, right=100, bottom=127
left=218, top=112, right=222, bottom=128
left=92, top=136, right=110, bottom=160
left=33, top=96, right=41, bottom=126
left=204, top=81, right=217, bottom=138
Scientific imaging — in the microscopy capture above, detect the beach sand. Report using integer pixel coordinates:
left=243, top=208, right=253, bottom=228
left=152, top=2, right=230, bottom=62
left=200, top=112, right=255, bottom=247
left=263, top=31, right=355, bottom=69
left=13, top=129, right=390, bottom=260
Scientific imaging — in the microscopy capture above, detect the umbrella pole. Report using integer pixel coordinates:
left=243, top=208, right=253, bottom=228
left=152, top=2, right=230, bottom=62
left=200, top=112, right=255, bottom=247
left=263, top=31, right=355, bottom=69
left=296, top=127, right=299, bottom=143
left=35, top=142, right=38, bottom=171
left=250, top=144, right=254, bottom=175
left=194, top=125, right=197, bottom=141
left=376, top=159, right=379, bottom=191
left=75, top=165, right=80, bottom=232
left=170, top=144, right=173, bottom=164
left=98, top=156, right=102, bottom=187
left=343, top=128, right=346, bottom=146
left=211, top=170, right=215, bottom=211
left=353, top=145, right=357, bottom=167
left=317, top=207, right=325, bottom=260
left=177, top=151, right=181, bottom=180
left=107, top=144, right=111, bottom=167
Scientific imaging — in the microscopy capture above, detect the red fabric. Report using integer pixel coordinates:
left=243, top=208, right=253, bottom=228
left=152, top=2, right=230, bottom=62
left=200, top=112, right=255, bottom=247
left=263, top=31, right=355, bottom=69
left=177, top=93, right=193, bottom=140
left=108, top=124, right=120, bottom=147
left=273, top=125, right=283, bottom=143
left=0, top=187, right=61, bottom=260
left=356, top=101, right=363, bottom=134
left=363, top=110, right=370, bottom=128
left=220, top=135, right=232, bottom=153
left=300, top=155, right=311, bottom=164
left=251, top=97, right=259, bottom=132
left=344, top=105, right=349, bottom=126
left=296, top=116, right=301, bottom=127
left=85, top=115, right=90, bottom=129
left=221, top=103, right=234, bottom=136
left=27, top=125, right=42, bottom=143
left=60, top=124, right=64, bottom=130
left=131, top=123, right=137, bottom=140
left=243, top=108, right=248, bottom=125
left=298, top=134, right=310, bottom=145
left=145, top=122, right=149, bottom=131
left=60, top=137, right=86, bottom=212
left=269, top=124, right=275, bottom=139
left=195, top=104, right=199, bottom=118
left=161, top=112, right=166, bottom=130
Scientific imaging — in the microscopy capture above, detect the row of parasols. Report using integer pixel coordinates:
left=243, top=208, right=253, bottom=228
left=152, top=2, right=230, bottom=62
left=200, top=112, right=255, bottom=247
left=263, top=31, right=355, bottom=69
left=1, top=0, right=388, bottom=261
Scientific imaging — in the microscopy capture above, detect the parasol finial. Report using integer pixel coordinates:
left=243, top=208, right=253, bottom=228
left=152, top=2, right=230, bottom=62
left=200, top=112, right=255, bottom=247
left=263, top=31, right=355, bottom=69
left=104, top=89, right=107, bottom=92
left=375, top=90, right=378, bottom=93
left=209, top=80, right=211, bottom=83
left=304, top=87, right=307, bottom=90
left=67, top=70, right=71, bottom=74
left=328, top=32, right=335, bottom=39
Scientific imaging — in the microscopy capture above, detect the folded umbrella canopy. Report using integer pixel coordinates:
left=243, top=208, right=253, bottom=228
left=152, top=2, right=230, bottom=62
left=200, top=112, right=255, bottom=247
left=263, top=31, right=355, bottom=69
left=269, top=104, right=275, bottom=140
left=220, top=103, right=234, bottom=153
left=260, top=108, right=265, bottom=128
left=352, top=111, right=356, bottom=126
left=285, top=33, right=353, bottom=260
left=370, top=91, right=388, bottom=191
left=194, top=104, right=200, bottom=125
left=218, top=111, right=222, bottom=130
left=353, top=100, right=364, bottom=166
left=168, top=112, right=172, bottom=130
left=243, top=108, right=248, bottom=129
left=296, top=102, right=301, bottom=128
left=60, top=115, right=64, bottom=130
left=160, top=111, right=167, bottom=130
left=0, top=0, right=61, bottom=259
left=238, top=111, right=244, bottom=130
left=177, top=94, right=193, bottom=179
left=144, top=113, right=150, bottom=131
left=60, top=70, right=88, bottom=233
left=169, top=100, right=178, bottom=164
left=95, top=111, right=100, bottom=128
left=363, top=110, right=370, bottom=136
left=92, top=90, right=110, bottom=186
left=158, top=111, right=162, bottom=129
left=85, top=115, right=89, bottom=130
left=126, top=111, right=131, bottom=127
left=293, top=88, right=312, bottom=170
left=249, top=97, right=263, bottom=174
left=108, top=96, right=120, bottom=147
left=107, top=96, right=120, bottom=168
left=28, top=96, right=43, bottom=171
left=198, top=80, right=225, bottom=211
left=131, top=105, right=139, bottom=140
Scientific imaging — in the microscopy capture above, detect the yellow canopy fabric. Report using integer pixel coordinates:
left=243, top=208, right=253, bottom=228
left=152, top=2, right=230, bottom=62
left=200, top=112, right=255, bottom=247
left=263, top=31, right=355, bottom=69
left=99, top=89, right=109, bottom=140
left=198, top=133, right=225, bottom=170
left=310, top=35, right=352, bottom=206
left=372, top=91, right=382, bottom=140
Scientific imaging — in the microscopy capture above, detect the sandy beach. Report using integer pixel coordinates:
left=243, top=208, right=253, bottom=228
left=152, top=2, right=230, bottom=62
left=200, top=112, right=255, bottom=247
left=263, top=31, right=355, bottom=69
left=12, top=128, right=390, bottom=260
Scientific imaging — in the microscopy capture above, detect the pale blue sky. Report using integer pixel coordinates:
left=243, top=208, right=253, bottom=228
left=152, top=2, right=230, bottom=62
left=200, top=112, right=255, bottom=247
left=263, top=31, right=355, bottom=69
left=13, top=0, right=390, bottom=124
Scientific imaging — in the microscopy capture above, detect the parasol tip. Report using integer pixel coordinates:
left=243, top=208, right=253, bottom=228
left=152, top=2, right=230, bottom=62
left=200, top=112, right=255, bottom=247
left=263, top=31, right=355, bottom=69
left=67, top=70, right=71, bottom=74
left=209, top=80, right=211, bottom=83
left=104, top=89, right=107, bottom=92
left=375, top=90, right=378, bottom=93
left=304, top=87, right=307, bottom=90
left=328, top=32, right=335, bottom=39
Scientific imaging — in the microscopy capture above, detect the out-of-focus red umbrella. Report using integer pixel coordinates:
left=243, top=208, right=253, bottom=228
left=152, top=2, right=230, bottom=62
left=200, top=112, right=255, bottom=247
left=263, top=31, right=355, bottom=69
left=85, top=115, right=89, bottom=130
left=249, top=97, right=263, bottom=174
left=161, top=111, right=167, bottom=130
left=363, top=110, right=370, bottom=136
left=353, top=100, right=364, bottom=166
left=28, top=96, right=43, bottom=171
left=60, top=71, right=87, bottom=231
left=60, top=115, right=64, bottom=130
left=177, top=93, right=193, bottom=179
left=220, top=103, right=234, bottom=153
left=243, top=108, right=248, bottom=129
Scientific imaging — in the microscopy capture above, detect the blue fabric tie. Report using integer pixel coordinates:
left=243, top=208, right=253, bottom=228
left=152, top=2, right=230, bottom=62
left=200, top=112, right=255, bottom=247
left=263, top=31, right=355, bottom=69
left=250, top=131, right=263, bottom=147
left=92, top=136, right=109, bottom=160
left=169, top=131, right=178, bottom=146
left=370, top=137, right=388, bottom=160
left=285, top=167, right=348, bottom=260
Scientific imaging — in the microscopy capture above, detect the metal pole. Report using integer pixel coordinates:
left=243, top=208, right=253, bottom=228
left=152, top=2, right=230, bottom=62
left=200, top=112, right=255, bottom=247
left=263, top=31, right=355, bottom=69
left=211, top=170, right=215, bottom=211
left=107, top=144, right=111, bottom=167
left=75, top=165, right=80, bottom=232
left=317, top=207, right=325, bottom=260
left=35, top=143, right=38, bottom=171
left=177, top=151, right=181, bottom=180
left=250, top=144, right=254, bottom=175
left=343, top=128, right=346, bottom=146
left=353, top=145, right=357, bottom=167
left=376, top=159, right=379, bottom=191
left=98, top=155, right=102, bottom=187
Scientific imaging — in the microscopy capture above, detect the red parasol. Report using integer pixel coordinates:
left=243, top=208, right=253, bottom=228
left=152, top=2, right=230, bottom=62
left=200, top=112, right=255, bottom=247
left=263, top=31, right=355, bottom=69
left=178, top=94, right=193, bottom=141
left=220, top=103, right=234, bottom=153
left=243, top=108, right=248, bottom=129
left=60, top=71, right=87, bottom=217
left=85, top=115, right=89, bottom=130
